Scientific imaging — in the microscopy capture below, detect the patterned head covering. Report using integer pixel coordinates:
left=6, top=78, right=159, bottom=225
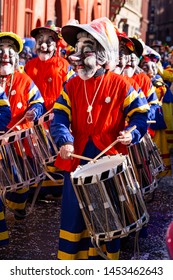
left=0, top=32, right=23, bottom=53
left=114, top=27, right=135, bottom=53
left=129, top=37, right=144, bottom=58
left=61, top=17, right=119, bottom=70
left=141, top=44, right=163, bottom=73
left=142, top=44, right=161, bottom=61
left=31, top=20, right=60, bottom=41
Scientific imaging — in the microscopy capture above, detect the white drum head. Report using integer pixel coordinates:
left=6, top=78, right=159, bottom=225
left=71, top=154, right=127, bottom=184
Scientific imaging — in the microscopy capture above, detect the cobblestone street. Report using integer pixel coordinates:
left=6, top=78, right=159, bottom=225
left=0, top=174, right=173, bottom=260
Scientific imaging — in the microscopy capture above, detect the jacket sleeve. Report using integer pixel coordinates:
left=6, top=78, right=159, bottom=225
left=0, top=91, right=11, bottom=132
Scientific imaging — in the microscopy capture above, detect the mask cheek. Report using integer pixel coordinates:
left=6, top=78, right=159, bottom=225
left=84, top=56, right=96, bottom=68
left=48, top=44, right=56, bottom=53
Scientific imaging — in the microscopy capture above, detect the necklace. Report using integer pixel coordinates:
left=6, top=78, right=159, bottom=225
left=0, top=73, right=14, bottom=98
left=84, top=74, right=104, bottom=124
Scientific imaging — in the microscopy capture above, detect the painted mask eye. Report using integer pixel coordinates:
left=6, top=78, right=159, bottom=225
left=9, top=48, right=16, bottom=57
left=83, top=50, right=95, bottom=57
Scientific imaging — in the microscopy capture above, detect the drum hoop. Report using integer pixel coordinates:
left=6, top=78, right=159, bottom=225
left=71, top=155, right=128, bottom=185
left=33, top=113, right=54, bottom=126
left=0, top=172, right=45, bottom=193
left=0, top=128, right=32, bottom=145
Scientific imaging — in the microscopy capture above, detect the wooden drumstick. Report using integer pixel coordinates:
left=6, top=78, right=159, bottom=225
left=147, top=120, right=156, bottom=123
left=41, top=108, right=53, bottom=119
left=4, top=108, right=36, bottom=135
left=4, top=115, right=26, bottom=135
left=70, top=153, right=93, bottom=161
left=92, top=125, right=137, bottom=162
left=58, top=151, right=93, bottom=162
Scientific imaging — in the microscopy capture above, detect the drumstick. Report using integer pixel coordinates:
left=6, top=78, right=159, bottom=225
left=92, top=125, right=137, bottom=162
left=57, top=151, right=93, bottom=161
left=4, top=115, right=26, bottom=135
left=147, top=120, right=156, bottom=123
left=70, top=153, right=93, bottom=161
left=4, top=108, right=36, bottom=135
left=41, top=108, right=53, bottom=119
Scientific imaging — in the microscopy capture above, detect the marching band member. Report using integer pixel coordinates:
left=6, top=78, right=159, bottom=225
left=25, top=21, right=75, bottom=113
left=25, top=22, right=76, bottom=198
left=139, top=46, right=172, bottom=176
left=50, top=17, right=150, bottom=260
left=0, top=88, right=11, bottom=246
left=114, top=33, right=171, bottom=176
left=0, top=32, right=44, bottom=220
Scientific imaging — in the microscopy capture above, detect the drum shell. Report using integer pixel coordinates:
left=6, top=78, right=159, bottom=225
left=32, top=113, right=59, bottom=165
left=128, top=136, right=158, bottom=196
left=0, top=128, right=45, bottom=193
left=71, top=155, right=149, bottom=243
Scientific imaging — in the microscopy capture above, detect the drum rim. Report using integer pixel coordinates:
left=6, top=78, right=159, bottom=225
left=0, top=128, right=32, bottom=144
left=71, top=154, right=128, bottom=184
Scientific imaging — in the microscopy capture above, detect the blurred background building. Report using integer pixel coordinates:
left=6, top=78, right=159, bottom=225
left=0, top=0, right=172, bottom=48
left=147, top=0, right=173, bottom=47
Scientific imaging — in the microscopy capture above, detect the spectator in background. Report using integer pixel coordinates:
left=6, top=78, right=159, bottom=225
left=19, top=45, right=33, bottom=66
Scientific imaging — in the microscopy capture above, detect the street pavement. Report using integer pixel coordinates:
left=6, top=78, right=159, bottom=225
left=0, top=175, right=173, bottom=260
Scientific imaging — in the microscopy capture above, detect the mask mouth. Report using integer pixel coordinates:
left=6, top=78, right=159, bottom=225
left=39, top=50, right=49, bottom=53
left=77, top=65, right=85, bottom=69
left=1, top=58, right=10, bottom=63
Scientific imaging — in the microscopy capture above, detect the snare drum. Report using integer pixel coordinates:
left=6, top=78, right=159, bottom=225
left=0, top=128, right=45, bottom=193
left=71, top=154, right=149, bottom=245
left=31, top=113, right=59, bottom=164
left=143, top=133, right=165, bottom=176
left=128, top=137, right=158, bottom=197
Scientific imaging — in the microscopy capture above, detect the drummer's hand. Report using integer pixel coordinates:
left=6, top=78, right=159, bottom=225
left=25, top=109, right=36, bottom=121
left=117, top=130, right=132, bottom=145
left=59, top=144, right=74, bottom=159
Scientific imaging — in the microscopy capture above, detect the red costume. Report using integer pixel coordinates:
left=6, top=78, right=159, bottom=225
left=25, top=56, right=74, bottom=111
left=3, top=70, right=43, bottom=130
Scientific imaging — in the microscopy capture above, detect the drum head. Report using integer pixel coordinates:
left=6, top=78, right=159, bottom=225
left=71, top=154, right=127, bottom=184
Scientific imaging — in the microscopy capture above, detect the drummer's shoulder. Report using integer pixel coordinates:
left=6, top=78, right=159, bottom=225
left=107, top=71, right=133, bottom=88
left=24, top=56, right=39, bottom=70
left=13, top=69, right=35, bottom=84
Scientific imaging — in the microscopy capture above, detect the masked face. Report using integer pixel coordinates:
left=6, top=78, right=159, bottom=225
left=0, top=39, right=18, bottom=75
left=114, top=41, right=130, bottom=75
left=140, top=59, right=158, bottom=78
left=68, top=32, right=101, bottom=80
left=122, top=53, right=140, bottom=77
left=19, top=46, right=32, bottom=65
left=35, top=30, right=57, bottom=61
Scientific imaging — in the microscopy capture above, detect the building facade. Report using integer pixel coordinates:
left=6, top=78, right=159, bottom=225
left=147, top=0, right=173, bottom=47
left=0, top=0, right=149, bottom=43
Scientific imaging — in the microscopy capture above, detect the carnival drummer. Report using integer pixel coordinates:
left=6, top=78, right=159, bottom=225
left=0, top=87, right=11, bottom=246
left=50, top=17, right=150, bottom=260
left=25, top=21, right=76, bottom=198
left=0, top=32, right=44, bottom=220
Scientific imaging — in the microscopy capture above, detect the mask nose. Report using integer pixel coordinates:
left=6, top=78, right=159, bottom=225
left=2, top=49, right=9, bottom=59
left=68, top=53, right=81, bottom=62
left=40, top=42, right=47, bottom=51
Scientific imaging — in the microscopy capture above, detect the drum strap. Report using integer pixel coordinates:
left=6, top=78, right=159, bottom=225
left=133, top=230, right=140, bottom=259
left=91, top=237, right=111, bottom=260
left=29, top=180, right=43, bottom=213
left=1, top=180, right=43, bottom=217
